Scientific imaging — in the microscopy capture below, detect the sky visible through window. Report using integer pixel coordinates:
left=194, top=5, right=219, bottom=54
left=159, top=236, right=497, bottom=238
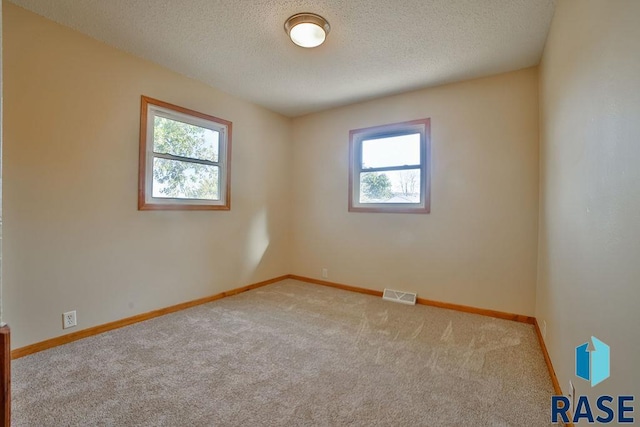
left=362, top=134, right=420, bottom=169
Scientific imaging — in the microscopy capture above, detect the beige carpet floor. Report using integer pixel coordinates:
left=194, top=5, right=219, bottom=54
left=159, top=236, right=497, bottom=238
left=12, top=279, right=554, bottom=426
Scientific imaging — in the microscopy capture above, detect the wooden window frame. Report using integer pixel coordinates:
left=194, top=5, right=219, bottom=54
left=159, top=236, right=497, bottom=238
left=348, top=118, right=431, bottom=214
left=138, top=96, right=232, bottom=211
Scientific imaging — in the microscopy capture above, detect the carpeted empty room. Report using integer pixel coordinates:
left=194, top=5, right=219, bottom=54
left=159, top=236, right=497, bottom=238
left=4, top=0, right=640, bottom=426
left=12, top=280, right=553, bottom=426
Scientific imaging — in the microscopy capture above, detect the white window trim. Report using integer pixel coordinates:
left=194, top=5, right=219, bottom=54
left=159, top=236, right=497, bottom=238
left=138, top=96, right=232, bottom=211
left=349, top=118, right=431, bottom=214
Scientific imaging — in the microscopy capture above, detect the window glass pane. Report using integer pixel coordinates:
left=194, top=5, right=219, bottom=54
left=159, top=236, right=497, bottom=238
left=361, top=133, right=420, bottom=169
left=359, top=169, right=421, bottom=204
left=153, top=116, right=219, bottom=162
left=152, top=158, right=219, bottom=200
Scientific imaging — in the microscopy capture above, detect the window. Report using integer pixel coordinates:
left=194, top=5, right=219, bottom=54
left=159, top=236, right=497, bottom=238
left=349, top=118, right=430, bottom=213
left=138, top=96, right=232, bottom=210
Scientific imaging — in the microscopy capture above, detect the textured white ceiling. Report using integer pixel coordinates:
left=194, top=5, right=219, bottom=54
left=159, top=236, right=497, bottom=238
left=9, top=0, right=556, bottom=117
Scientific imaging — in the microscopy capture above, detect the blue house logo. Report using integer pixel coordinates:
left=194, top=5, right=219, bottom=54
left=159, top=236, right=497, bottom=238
left=552, top=338, right=633, bottom=424
left=576, top=336, right=610, bottom=387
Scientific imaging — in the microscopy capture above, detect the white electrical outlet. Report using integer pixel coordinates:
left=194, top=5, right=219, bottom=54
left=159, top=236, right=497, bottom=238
left=542, top=320, right=547, bottom=339
left=63, top=310, right=77, bottom=329
left=321, top=268, right=328, bottom=279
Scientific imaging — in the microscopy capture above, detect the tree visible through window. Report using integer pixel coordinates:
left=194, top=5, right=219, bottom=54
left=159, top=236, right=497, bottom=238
left=152, top=116, right=219, bottom=199
left=138, top=96, right=232, bottom=210
left=349, top=119, right=430, bottom=213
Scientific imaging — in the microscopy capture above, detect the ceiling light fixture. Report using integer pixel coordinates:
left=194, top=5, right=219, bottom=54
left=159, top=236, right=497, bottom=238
left=284, top=13, right=330, bottom=48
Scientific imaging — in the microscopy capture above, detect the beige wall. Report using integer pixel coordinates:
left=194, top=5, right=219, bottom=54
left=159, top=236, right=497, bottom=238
left=291, top=68, right=540, bottom=316
left=3, top=4, right=291, bottom=349
left=537, top=0, right=640, bottom=399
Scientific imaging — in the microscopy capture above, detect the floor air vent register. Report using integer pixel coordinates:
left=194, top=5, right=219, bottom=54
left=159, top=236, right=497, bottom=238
left=382, top=289, right=417, bottom=305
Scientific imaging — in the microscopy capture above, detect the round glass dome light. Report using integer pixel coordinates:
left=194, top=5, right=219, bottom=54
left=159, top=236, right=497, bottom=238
left=285, top=13, right=330, bottom=48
